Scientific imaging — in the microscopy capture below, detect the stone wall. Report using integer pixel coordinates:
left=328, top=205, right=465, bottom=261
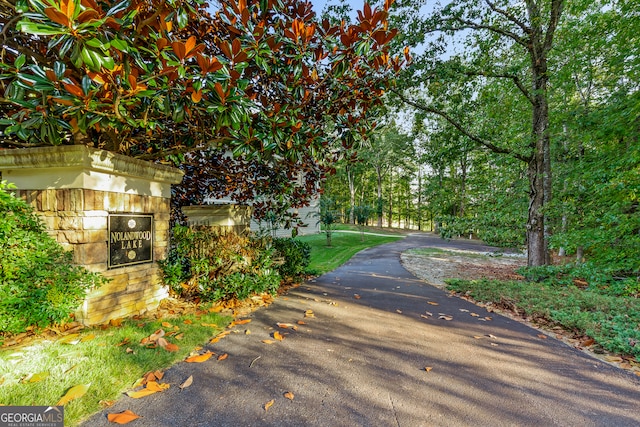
left=0, top=146, right=183, bottom=325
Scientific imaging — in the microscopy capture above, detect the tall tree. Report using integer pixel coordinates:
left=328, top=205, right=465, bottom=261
left=393, top=0, right=564, bottom=266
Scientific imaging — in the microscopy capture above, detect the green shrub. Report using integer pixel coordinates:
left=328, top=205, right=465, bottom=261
left=159, top=225, right=281, bottom=301
left=0, top=181, right=105, bottom=336
left=271, top=237, right=311, bottom=279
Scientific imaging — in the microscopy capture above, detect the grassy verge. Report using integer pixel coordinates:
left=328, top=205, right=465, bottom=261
left=0, top=309, right=230, bottom=426
left=446, top=278, right=640, bottom=359
left=299, top=232, right=403, bottom=276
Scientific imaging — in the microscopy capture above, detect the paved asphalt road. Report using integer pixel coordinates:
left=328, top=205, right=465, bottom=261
left=82, top=233, right=640, bottom=426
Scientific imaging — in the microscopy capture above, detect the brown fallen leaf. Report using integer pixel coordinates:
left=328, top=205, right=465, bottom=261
left=473, top=336, right=483, bottom=339
left=164, top=343, right=180, bottom=352
left=438, top=315, right=453, bottom=321
left=57, top=383, right=90, bottom=406
left=424, top=367, right=433, bottom=372
left=185, top=351, right=214, bottom=363
left=537, top=334, right=548, bottom=340
left=582, top=338, right=595, bottom=346
left=284, top=391, right=294, bottom=400
left=99, top=400, right=116, bottom=407
left=264, top=399, right=275, bottom=411
left=273, top=331, right=284, bottom=341
left=231, top=319, right=251, bottom=326
left=217, top=353, right=228, bottom=361
left=107, top=410, right=140, bottom=424
left=470, top=313, right=480, bottom=317
left=276, top=322, right=298, bottom=330
left=109, top=318, right=123, bottom=327
left=161, top=322, right=172, bottom=328
left=353, top=294, right=361, bottom=299
left=487, top=334, right=498, bottom=339
left=262, top=340, right=275, bottom=344
left=183, top=319, right=193, bottom=324
left=179, top=375, right=193, bottom=391
left=297, top=320, right=306, bottom=325
left=427, top=301, right=439, bottom=306
left=304, top=310, right=314, bottom=318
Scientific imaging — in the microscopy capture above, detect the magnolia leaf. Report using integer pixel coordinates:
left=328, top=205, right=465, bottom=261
left=81, top=333, right=96, bottom=342
left=57, top=383, right=90, bottom=406
left=284, top=391, right=294, bottom=400
left=264, top=399, right=275, bottom=411
left=276, top=323, right=298, bottom=330
left=107, top=409, right=141, bottom=424
left=23, top=372, right=49, bottom=383
left=146, top=381, right=170, bottom=392
left=126, top=389, right=157, bottom=399
left=185, top=351, right=213, bottom=363
left=179, top=375, right=193, bottom=391
left=164, top=343, right=180, bottom=352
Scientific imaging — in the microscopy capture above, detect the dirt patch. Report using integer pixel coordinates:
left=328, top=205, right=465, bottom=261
left=400, top=249, right=526, bottom=288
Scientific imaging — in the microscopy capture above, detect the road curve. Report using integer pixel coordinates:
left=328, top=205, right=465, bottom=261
left=82, top=233, right=640, bottom=427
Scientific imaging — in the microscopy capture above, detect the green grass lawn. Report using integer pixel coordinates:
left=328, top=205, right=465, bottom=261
left=0, top=309, right=230, bottom=426
left=299, top=231, right=404, bottom=276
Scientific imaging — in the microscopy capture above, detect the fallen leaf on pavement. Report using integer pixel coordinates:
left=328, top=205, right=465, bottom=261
left=273, top=331, right=284, bottom=341
left=276, top=323, right=298, bottom=330
left=262, top=340, right=275, bottom=344
left=470, top=313, right=480, bottom=317
left=185, top=351, right=214, bottom=363
left=353, top=294, right=361, bottom=299
left=107, top=410, right=140, bottom=424
left=217, top=353, right=228, bottom=361
left=304, top=310, right=314, bottom=318
left=438, top=315, right=453, bottom=321
left=488, top=334, right=498, bottom=339
left=284, top=391, right=294, bottom=400
left=473, top=336, right=483, bottom=339
left=297, top=320, right=306, bottom=325
left=424, top=367, right=433, bottom=372
left=179, top=376, right=193, bottom=391
left=537, top=334, right=547, bottom=339
left=231, top=319, right=251, bottom=326
left=264, top=399, right=275, bottom=411
left=396, top=309, right=403, bottom=314
left=427, top=301, right=439, bottom=306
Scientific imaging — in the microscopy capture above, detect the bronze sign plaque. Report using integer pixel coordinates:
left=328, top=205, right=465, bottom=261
left=108, top=214, right=153, bottom=268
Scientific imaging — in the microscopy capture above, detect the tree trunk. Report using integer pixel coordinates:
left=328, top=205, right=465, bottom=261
left=347, top=167, right=356, bottom=225
left=376, top=166, right=383, bottom=227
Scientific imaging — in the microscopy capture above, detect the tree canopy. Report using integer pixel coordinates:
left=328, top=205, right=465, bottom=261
left=0, top=0, right=404, bottom=223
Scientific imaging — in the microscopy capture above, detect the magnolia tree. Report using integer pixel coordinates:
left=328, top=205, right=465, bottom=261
left=0, top=0, right=405, bottom=225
